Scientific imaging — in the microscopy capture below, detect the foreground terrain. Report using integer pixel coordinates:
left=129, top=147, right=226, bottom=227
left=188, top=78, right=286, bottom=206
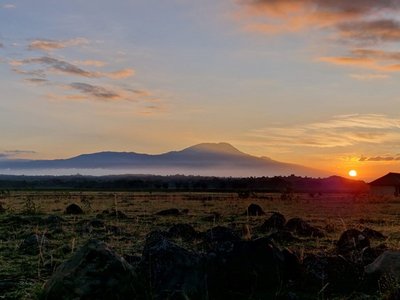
left=0, top=191, right=399, bottom=299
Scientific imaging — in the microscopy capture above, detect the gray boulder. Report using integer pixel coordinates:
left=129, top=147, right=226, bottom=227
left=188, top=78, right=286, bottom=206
left=365, top=251, right=400, bottom=281
left=42, top=239, right=141, bottom=300
left=139, top=231, right=206, bottom=300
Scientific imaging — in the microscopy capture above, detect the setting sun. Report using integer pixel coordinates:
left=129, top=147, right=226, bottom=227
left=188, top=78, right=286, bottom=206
left=349, top=170, right=357, bottom=177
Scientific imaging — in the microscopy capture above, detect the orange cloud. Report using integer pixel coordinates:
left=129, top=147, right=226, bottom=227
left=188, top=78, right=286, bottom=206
left=237, top=0, right=400, bottom=76
left=349, top=73, right=390, bottom=81
left=337, top=19, right=400, bottom=43
left=319, top=49, right=400, bottom=73
left=107, top=68, right=135, bottom=79
left=28, top=38, right=89, bottom=51
left=239, top=0, right=400, bottom=33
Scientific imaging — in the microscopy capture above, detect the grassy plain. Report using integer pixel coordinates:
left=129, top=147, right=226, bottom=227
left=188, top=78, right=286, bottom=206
left=0, top=191, right=399, bottom=299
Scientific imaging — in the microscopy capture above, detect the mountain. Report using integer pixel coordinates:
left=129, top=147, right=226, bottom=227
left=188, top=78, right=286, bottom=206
left=0, top=142, right=327, bottom=177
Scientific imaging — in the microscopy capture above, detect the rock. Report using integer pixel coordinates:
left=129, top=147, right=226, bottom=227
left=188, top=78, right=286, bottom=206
left=361, top=244, right=388, bottom=265
left=155, top=208, right=181, bottom=216
left=303, top=254, right=363, bottom=294
left=365, top=251, right=400, bottom=281
left=167, top=223, right=198, bottom=241
left=42, top=240, right=141, bottom=300
left=19, top=233, right=49, bottom=255
left=285, top=218, right=325, bottom=238
left=139, top=231, right=206, bottom=300
left=245, top=203, right=265, bottom=216
left=336, top=229, right=370, bottom=255
left=204, top=226, right=241, bottom=244
left=89, top=218, right=105, bottom=228
left=206, top=237, right=301, bottom=299
left=268, top=230, right=299, bottom=243
left=362, top=228, right=386, bottom=240
left=0, top=203, right=5, bottom=214
left=260, top=212, right=286, bottom=231
left=45, top=215, right=65, bottom=225
left=64, top=203, right=84, bottom=215
left=77, top=219, right=106, bottom=234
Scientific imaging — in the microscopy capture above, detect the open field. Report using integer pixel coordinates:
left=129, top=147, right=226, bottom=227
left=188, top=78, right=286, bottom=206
left=1, top=191, right=400, bottom=299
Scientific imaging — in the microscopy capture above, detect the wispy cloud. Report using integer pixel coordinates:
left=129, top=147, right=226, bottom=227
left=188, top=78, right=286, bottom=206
left=319, top=49, right=400, bottom=73
left=73, top=60, right=107, bottom=67
left=11, top=56, right=135, bottom=79
left=2, top=36, right=167, bottom=115
left=337, top=20, right=400, bottom=44
left=236, top=1, right=400, bottom=75
left=249, top=114, right=400, bottom=149
left=28, top=38, right=89, bottom=51
left=359, top=155, right=400, bottom=162
left=349, top=73, right=390, bottom=81
left=2, top=4, right=16, bottom=9
left=68, top=82, right=121, bottom=101
left=0, top=150, right=36, bottom=160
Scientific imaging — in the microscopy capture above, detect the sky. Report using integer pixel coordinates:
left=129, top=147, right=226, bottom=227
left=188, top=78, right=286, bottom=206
left=0, top=0, right=400, bottom=180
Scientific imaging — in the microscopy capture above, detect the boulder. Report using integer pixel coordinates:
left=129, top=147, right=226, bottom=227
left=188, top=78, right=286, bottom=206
left=45, top=215, right=65, bottom=225
left=19, top=233, right=49, bottom=255
left=155, top=208, right=181, bottom=216
left=206, top=237, right=301, bottom=299
left=303, top=254, right=363, bottom=294
left=139, top=231, right=206, bottom=300
left=268, top=230, right=299, bottom=243
left=245, top=203, right=265, bottom=216
left=285, top=218, right=324, bottom=238
left=167, top=224, right=198, bottom=241
left=42, top=240, right=140, bottom=300
left=0, top=203, right=5, bottom=214
left=260, top=212, right=286, bottom=231
left=336, top=229, right=370, bottom=255
left=365, top=251, right=400, bottom=281
left=64, top=203, right=84, bottom=215
left=362, top=228, right=386, bottom=240
left=204, top=226, right=241, bottom=244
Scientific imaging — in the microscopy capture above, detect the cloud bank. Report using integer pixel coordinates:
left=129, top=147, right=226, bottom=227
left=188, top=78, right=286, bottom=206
left=238, top=0, right=400, bottom=77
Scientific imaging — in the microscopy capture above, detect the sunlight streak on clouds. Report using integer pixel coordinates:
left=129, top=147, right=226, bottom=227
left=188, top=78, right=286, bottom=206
left=249, top=114, right=400, bottom=149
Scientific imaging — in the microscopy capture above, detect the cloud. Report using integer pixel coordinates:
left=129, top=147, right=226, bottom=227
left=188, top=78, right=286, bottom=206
left=337, top=19, right=400, bottom=44
left=28, top=38, right=89, bottom=51
left=249, top=114, right=400, bottom=149
left=239, top=0, right=400, bottom=33
left=74, top=60, right=107, bottom=67
left=237, top=1, right=400, bottom=75
left=4, top=37, right=165, bottom=114
left=68, top=82, right=121, bottom=101
left=12, top=56, right=135, bottom=79
left=359, top=155, right=400, bottom=162
left=2, top=4, right=16, bottom=9
left=24, top=78, right=49, bottom=84
left=0, top=150, right=36, bottom=160
left=319, top=49, right=400, bottom=72
left=349, top=73, right=390, bottom=81
left=107, top=69, right=135, bottom=79
left=0, top=43, right=4, bottom=48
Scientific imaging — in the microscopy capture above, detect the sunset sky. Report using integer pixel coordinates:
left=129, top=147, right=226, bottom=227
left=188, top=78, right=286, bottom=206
left=1, top=0, right=400, bottom=180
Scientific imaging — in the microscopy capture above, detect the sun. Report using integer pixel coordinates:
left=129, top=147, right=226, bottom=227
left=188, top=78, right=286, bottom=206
left=348, top=170, right=357, bottom=177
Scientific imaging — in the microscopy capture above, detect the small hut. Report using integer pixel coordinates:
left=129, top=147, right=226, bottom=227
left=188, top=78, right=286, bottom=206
left=369, top=173, right=400, bottom=197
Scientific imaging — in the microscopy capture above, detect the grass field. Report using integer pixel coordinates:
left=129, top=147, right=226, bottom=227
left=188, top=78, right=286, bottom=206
left=0, top=191, right=399, bottom=299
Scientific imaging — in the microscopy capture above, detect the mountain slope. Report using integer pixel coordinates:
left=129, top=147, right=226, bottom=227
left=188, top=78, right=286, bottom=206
left=0, top=142, right=327, bottom=177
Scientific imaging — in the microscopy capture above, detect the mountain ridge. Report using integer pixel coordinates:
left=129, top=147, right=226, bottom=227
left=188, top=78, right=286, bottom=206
left=0, top=142, right=328, bottom=177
